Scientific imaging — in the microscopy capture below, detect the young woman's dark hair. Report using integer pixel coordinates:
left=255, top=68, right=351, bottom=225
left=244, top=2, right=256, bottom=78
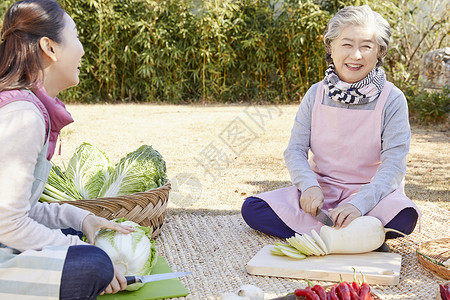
left=0, top=0, right=66, bottom=91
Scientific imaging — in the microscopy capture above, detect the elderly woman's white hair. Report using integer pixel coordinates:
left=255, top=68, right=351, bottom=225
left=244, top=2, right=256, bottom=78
left=323, top=5, right=391, bottom=67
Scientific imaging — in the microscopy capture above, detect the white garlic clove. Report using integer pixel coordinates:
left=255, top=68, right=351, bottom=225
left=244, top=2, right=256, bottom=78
left=236, top=284, right=264, bottom=300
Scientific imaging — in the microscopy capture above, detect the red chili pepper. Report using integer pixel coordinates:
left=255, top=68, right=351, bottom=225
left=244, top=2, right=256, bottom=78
left=344, top=282, right=361, bottom=300
left=358, top=272, right=373, bottom=300
left=351, top=268, right=360, bottom=295
left=336, top=282, right=351, bottom=300
left=312, top=284, right=327, bottom=300
left=307, top=286, right=321, bottom=300
left=359, top=282, right=371, bottom=300
left=440, top=284, right=448, bottom=300
left=328, top=285, right=340, bottom=300
left=352, top=281, right=360, bottom=295
left=295, top=288, right=321, bottom=300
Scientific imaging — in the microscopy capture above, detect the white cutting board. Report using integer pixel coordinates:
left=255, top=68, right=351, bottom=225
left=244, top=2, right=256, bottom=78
left=246, top=245, right=402, bottom=285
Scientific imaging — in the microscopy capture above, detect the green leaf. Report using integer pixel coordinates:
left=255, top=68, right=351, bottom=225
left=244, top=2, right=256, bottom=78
left=98, top=145, right=167, bottom=197
left=66, top=143, right=114, bottom=199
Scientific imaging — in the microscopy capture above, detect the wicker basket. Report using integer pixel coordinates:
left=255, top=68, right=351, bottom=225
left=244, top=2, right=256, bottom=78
left=56, top=182, right=171, bottom=239
left=417, top=238, right=450, bottom=280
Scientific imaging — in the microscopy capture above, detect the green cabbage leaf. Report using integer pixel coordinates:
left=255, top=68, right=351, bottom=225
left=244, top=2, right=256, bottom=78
left=66, top=142, right=114, bottom=199
left=40, top=163, right=83, bottom=202
left=98, top=145, right=167, bottom=197
left=94, top=218, right=158, bottom=291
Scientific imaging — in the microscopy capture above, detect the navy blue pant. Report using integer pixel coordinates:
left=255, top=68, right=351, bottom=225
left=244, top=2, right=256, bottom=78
left=59, top=229, right=114, bottom=300
left=241, top=196, right=418, bottom=239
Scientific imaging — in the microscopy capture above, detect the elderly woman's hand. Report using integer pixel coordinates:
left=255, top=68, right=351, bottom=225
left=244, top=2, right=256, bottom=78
left=81, top=214, right=134, bottom=244
left=300, top=186, right=324, bottom=216
left=329, top=203, right=362, bottom=229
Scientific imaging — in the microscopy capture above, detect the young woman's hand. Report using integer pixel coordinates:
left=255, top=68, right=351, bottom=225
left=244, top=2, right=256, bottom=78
left=300, top=186, right=324, bottom=216
left=329, top=203, right=362, bottom=229
left=81, top=214, right=134, bottom=244
left=100, top=265, right=128, bottom=295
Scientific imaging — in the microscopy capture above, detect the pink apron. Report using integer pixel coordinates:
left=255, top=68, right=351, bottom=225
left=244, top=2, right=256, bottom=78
left=255, top=81, right=420, bottom=234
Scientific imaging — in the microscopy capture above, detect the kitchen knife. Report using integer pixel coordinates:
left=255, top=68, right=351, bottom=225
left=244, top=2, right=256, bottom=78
left=125, top=271, right=192, bottom=285
left=315, top=208, right=334, bottom=227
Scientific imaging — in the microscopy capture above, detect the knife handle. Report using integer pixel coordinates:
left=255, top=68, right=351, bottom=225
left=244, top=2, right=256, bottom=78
left=315, top=207, right=321, bottom=216
left=125, top=276, right=137, bottom=285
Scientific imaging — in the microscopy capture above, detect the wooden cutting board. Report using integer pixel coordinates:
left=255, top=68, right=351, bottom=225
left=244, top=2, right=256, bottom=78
left=246, top=245, right=402, bottom=285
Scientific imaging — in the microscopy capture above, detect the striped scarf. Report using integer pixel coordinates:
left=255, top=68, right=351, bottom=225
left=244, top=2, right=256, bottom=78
left=323, top=63, right=386, bottom=105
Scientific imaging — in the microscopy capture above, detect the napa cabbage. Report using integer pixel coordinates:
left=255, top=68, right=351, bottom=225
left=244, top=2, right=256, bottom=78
left=98, top=145, right=167, bottom=197
left=65, top=143, right=114, bottom=199
left=40, top=163, right=83, bottom=202
left=39, top=144, right=167, bottom=203
left=94, top=218, right=158, bottom=291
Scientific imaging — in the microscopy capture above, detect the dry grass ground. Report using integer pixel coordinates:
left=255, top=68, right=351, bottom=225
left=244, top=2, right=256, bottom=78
left=53, top=104, right=449, bottom=213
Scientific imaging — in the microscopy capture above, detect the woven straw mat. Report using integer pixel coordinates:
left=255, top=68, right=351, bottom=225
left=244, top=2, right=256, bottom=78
left=155, top=202, right=449, bottom=300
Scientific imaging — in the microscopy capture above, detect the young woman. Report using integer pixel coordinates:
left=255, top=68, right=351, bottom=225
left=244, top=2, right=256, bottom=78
left=241, top=5, right=420, bottom=244
left=0, top=0, right=133, bottom=298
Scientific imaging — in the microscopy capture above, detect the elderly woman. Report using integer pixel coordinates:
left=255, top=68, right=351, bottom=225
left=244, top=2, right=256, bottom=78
left=0, top=0, right=133, bottom=298
left=241, top=5, right=420, bottom=245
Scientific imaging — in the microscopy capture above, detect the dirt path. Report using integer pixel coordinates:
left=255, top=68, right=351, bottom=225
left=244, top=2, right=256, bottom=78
left=53, top=104, right=449, bottom=213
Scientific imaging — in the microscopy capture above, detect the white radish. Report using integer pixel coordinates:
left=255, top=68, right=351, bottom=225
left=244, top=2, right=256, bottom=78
left=319, top=216, right=405, bottom=254
left=311, top=229, right=329, bottom=255
left=275, top=243, right=298, bottom=253
left=279, top=248, right=306, bottom=259
left=270, top=246, right=285, bottom=256
left=270, top=216, right=406, bottom=259
left=293, top=234, right=313, bottom=255
left=289, top=234, right=311, bottom=255
left=302, top=233, right=326, bottom=256
left=275, top=244, right=307, bottom=259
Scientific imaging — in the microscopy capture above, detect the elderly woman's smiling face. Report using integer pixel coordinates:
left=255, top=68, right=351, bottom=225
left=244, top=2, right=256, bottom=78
left=330, top=24, right=379, bottom=83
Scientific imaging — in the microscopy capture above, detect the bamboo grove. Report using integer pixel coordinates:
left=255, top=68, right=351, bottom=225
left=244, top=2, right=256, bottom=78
left=1, top=0, right=330, bottom=103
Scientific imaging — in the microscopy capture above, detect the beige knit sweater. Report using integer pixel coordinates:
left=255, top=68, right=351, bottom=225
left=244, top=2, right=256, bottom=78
left=0, top=101, right=91, bottom=252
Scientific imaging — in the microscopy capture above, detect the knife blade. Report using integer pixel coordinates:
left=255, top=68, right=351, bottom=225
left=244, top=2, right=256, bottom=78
left=125, top=271, right=192, bottom=285
left=315, top=208, right=334, bottom=227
